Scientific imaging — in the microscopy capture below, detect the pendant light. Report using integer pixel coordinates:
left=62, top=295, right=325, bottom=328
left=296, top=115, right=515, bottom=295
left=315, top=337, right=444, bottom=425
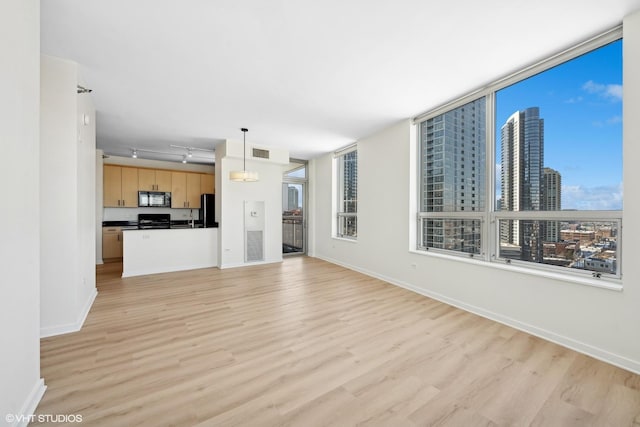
left=229, top=128, right=259, bottom=182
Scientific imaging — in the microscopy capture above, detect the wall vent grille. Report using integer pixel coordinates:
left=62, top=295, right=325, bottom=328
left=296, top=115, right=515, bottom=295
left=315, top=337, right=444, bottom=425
left=246, top=230, right=264, bottom=262
left=252, top=148, right=270, bottom=159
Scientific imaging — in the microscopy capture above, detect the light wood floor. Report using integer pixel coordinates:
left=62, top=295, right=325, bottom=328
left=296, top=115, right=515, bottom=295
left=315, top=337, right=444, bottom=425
left=35, top=257, right=640, bottom=426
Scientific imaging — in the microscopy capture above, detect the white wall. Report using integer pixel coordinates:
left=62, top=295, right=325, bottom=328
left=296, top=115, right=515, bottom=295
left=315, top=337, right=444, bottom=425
left=40, top=55, right=97, bottom=338
left=216, top=140, right=288, bottom=268
left=77, top=80, right=97, bottom=320
left=0, top=0, right=45, bottom=424
left=310, top=10, right=640, bottom=374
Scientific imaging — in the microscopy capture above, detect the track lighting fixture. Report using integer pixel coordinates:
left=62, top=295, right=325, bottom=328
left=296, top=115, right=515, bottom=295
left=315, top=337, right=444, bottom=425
left=126, top=146, right=214, bottom=164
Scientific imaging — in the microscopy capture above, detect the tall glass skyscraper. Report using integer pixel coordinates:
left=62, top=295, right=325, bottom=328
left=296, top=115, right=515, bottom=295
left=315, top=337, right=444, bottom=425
left=287, top=186, right=300, bottom=211
left=500, top=107, right=545, bottom=261
left=421, top=98, right=485, bottom=253
left=341, top=151, right=358, bottom=213
left=543, top=167, right=562, bottom=242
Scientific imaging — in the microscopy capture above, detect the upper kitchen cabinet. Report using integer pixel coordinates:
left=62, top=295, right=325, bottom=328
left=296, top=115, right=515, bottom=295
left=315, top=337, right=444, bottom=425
left=171, top=172, right=202, bottom=209
left=138, top=168, right=172, bottom=192
left=104, top=165, right=138, bottom=207
left=187, top=173, right=202, bottom=208
left=201, top=173, right=215, bottom=194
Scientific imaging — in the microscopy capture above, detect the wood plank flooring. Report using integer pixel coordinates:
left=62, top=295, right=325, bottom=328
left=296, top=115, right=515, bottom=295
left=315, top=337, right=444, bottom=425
left=35, top=257, right=640, bottom=426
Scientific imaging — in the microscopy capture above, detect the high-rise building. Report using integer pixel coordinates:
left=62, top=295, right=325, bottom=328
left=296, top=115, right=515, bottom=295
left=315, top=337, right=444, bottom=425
left=543, top=167, right=562, bottom=242
left=287, top=186, right=299, bottom=211
left=421, top=98, right=485, bottom=253
left=341, top=151, right=358, bottom=213
left=500, top=107, right=545, bottom=261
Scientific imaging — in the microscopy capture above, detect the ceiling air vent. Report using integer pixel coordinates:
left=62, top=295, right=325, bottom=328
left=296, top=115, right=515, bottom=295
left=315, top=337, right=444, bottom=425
left=252, top=148, right=270, bottom=159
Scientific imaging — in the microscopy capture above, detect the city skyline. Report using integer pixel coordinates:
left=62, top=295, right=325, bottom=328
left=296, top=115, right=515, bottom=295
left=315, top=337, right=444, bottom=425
left=495, top=39, right=622, bottom=211
left=497, top=107, right=617, bottom=273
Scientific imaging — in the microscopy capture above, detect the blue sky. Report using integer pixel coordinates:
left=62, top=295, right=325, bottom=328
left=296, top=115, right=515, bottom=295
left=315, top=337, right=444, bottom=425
left=495, top=39, right=623, bottom=210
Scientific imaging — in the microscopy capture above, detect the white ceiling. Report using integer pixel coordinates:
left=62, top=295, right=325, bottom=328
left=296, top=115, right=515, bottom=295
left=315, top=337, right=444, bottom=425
left=41, top=0, right=640, bottom=163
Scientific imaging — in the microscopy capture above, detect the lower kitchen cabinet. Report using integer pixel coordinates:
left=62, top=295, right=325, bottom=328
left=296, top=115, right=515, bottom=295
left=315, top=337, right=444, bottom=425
left=103, top=227, right=123, bottom=260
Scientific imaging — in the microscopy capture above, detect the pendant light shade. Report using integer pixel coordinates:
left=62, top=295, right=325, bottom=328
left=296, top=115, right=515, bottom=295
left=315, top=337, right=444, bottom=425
left=230, top=128, right=259, bottom=182
left=229, top=170, right=259, bottom=182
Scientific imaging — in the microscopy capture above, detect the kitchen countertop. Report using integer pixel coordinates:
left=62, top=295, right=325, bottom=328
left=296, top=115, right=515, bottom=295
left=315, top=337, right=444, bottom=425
left=103, top=221, right=138, bottom=227
left=103, top=220, right=218, bottom=229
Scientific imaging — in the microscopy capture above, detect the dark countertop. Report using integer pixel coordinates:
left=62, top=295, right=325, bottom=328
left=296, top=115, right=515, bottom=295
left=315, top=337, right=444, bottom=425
left=103, top=221, right=137, bottom=227
left=103, top=220, right=218, bottom=229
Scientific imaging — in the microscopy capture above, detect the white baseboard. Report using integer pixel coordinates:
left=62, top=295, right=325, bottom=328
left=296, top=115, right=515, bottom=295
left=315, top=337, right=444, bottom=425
left=314, top=254, right=640, bottom=375
left=11, top=378, right=46, bottom=427
left=122, top=263, right=218, bottom=278
left=219, top=259, right=283, bottom=270
left=40, top=289, right=97, bottom=338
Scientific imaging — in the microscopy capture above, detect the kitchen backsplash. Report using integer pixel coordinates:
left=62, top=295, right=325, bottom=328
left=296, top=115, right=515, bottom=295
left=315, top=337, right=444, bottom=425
left=103, top=207, right=200, bottom=221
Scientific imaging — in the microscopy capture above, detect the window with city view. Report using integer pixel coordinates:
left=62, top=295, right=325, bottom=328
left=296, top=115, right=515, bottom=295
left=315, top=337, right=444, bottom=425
left=495, top=39, right=622, bottom=277
left=418, top=97, right=486, bottom=255
left=336, top=148, right=357, bottom=239
left=417, top=32, right=622, bottom=281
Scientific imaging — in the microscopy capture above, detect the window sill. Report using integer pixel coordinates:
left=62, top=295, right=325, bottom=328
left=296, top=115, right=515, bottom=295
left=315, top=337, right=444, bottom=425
left=408, top=249, right=623, bottom=292
left=332, top=236, right=358, bottom=243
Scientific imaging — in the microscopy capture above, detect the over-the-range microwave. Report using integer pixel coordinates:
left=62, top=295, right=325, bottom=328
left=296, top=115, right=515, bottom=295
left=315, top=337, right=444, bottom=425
left=138, top=191, right=171, bottom=207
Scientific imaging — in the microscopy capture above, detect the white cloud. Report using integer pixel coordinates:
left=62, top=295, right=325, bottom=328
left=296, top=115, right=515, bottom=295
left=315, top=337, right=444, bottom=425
left=582, top=80, right=622, bottom=101
left=564, top=96, right=583, bottom=104
left=606, top=115, right=622, bottom=125
left=606, top=85, right=623, bottom=100
left=582, top=80, right=605, bottom=94
left=562, top=183, right=622, bottom=210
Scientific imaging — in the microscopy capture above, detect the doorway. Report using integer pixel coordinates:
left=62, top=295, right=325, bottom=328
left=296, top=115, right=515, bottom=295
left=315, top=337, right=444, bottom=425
left=282, top=161, right=307, bottom=255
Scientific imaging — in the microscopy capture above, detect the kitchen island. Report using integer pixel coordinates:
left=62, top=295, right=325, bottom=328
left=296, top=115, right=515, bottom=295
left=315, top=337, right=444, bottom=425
left=122, top=227, right=218, bottom=277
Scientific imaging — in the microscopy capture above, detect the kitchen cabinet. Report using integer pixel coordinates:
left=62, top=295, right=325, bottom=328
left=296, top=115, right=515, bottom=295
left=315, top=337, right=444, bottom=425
left=103, top=227, right=123, bottom=259
left=104, top=165, right=138, bottom=207
left=138, top=168, right=172, bottom=192
left=201, top=173, right=214, bottom=194
left=171, top=172, right=186, bottom=208
left=187, top=173, right=201, bottom=208
left=171, top=172, right=202, bottom=208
